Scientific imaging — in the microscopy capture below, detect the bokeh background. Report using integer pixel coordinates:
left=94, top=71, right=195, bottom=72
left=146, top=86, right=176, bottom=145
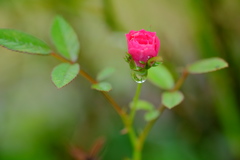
left=0, top=0, right=240, bottom=160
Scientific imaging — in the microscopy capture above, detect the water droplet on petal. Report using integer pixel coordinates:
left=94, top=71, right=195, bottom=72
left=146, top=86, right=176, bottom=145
left=131, top=70, right=147, bottom=83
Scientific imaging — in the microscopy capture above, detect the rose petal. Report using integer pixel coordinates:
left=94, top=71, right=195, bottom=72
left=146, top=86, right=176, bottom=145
left=126, top=29, right=160, bottom=68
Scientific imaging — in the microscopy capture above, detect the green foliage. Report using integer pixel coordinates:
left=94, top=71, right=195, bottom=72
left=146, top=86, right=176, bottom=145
left=91, top=82, right=112, bottom=92
left=187, top=57, right=228, bottom=74
left=97, top=67, right=115, bottom=81
left=130, top=100, right=159, bottom=121
left=131, top=100, right=154, bottom=111
left=0, top=29, right=51, bottom=55
left=0, top=1, right=237, bottom=159
left=144, top=109, right=160, bottom=121
left=147, top=56, right=163, bottom=68
left=162, top=91, right=184, bottom=109
left=51, top=63, right=80, bottom=88
left=148, top=65, right=174, bottom=90
left=51, top=16, right=80, bottom=62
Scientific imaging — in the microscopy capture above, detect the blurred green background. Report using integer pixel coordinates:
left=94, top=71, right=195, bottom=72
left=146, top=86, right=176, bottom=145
left=0, top=0, right=240, bottom=160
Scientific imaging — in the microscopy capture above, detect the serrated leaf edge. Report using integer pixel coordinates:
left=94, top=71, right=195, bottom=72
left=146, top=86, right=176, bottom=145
left=51, top=63, right=80, bottom=89
left=0, top=29, right=52, bottom=55
left=0, top=44, right=52, bottom=55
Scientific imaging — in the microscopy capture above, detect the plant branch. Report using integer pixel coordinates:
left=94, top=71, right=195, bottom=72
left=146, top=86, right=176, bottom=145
left=171, top=68, right=189, bottom=91
left=51, top=52, right=126, bottom=118
left=51, top=52, right=74, bottom=64
left=125, top=123, right=137, bottom=147
left=136, top=105, right=165, bottom=152
left=132, top=68, right=189, bottom=160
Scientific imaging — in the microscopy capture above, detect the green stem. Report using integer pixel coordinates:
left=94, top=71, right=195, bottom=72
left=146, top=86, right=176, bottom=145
left=52, top=51, right=137, bottom=153
left=123, top=83, right=142, bottom=160
left=126, top=124, right=137, bottom=148
left=133, top=147, right=141, bottom=160
left=132, top=69, right=189, bottom=160
left=136, top=106, right=166, bottom=153
left=130, top=83, right=143, bottom=123
left=51, top=52, right=127, bottom=119
left=128, top=83, right=142, bottom=160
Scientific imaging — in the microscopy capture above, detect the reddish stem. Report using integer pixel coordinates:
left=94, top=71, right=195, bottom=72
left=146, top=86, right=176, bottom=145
left=51, top=52, right=126, bottom=117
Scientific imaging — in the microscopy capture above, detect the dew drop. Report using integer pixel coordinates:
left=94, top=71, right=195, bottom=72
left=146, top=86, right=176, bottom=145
left=131, top=70, right=147, bottom=83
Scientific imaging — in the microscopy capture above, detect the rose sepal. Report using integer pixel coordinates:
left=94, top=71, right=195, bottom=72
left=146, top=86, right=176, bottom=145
left=146, top=56, right=163, bottom=69
left=125, top=53, right=164, bottom=83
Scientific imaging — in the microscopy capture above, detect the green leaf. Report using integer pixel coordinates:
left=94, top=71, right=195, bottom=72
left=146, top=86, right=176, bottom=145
left=0, top=29, right=52, bottom=54
left=187, top=57, right=228, bottom=74
left=148, top=65, right=174, bottom=90
left=97, top=67, right=115, bottom=81
left=51, top=16, right=80, bottom=62
left=51, top=63, right=80, bottom=88
left=130, top=100, right=154, bottom=111
left=144, top=110, right=160, bottom=121
left=162, top=91, right=184, bottom=109
left=91, top=82, right=112, bottom=92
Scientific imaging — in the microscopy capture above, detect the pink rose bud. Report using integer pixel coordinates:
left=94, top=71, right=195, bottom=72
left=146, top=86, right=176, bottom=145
left=126, top=29, right=160, bottom=68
